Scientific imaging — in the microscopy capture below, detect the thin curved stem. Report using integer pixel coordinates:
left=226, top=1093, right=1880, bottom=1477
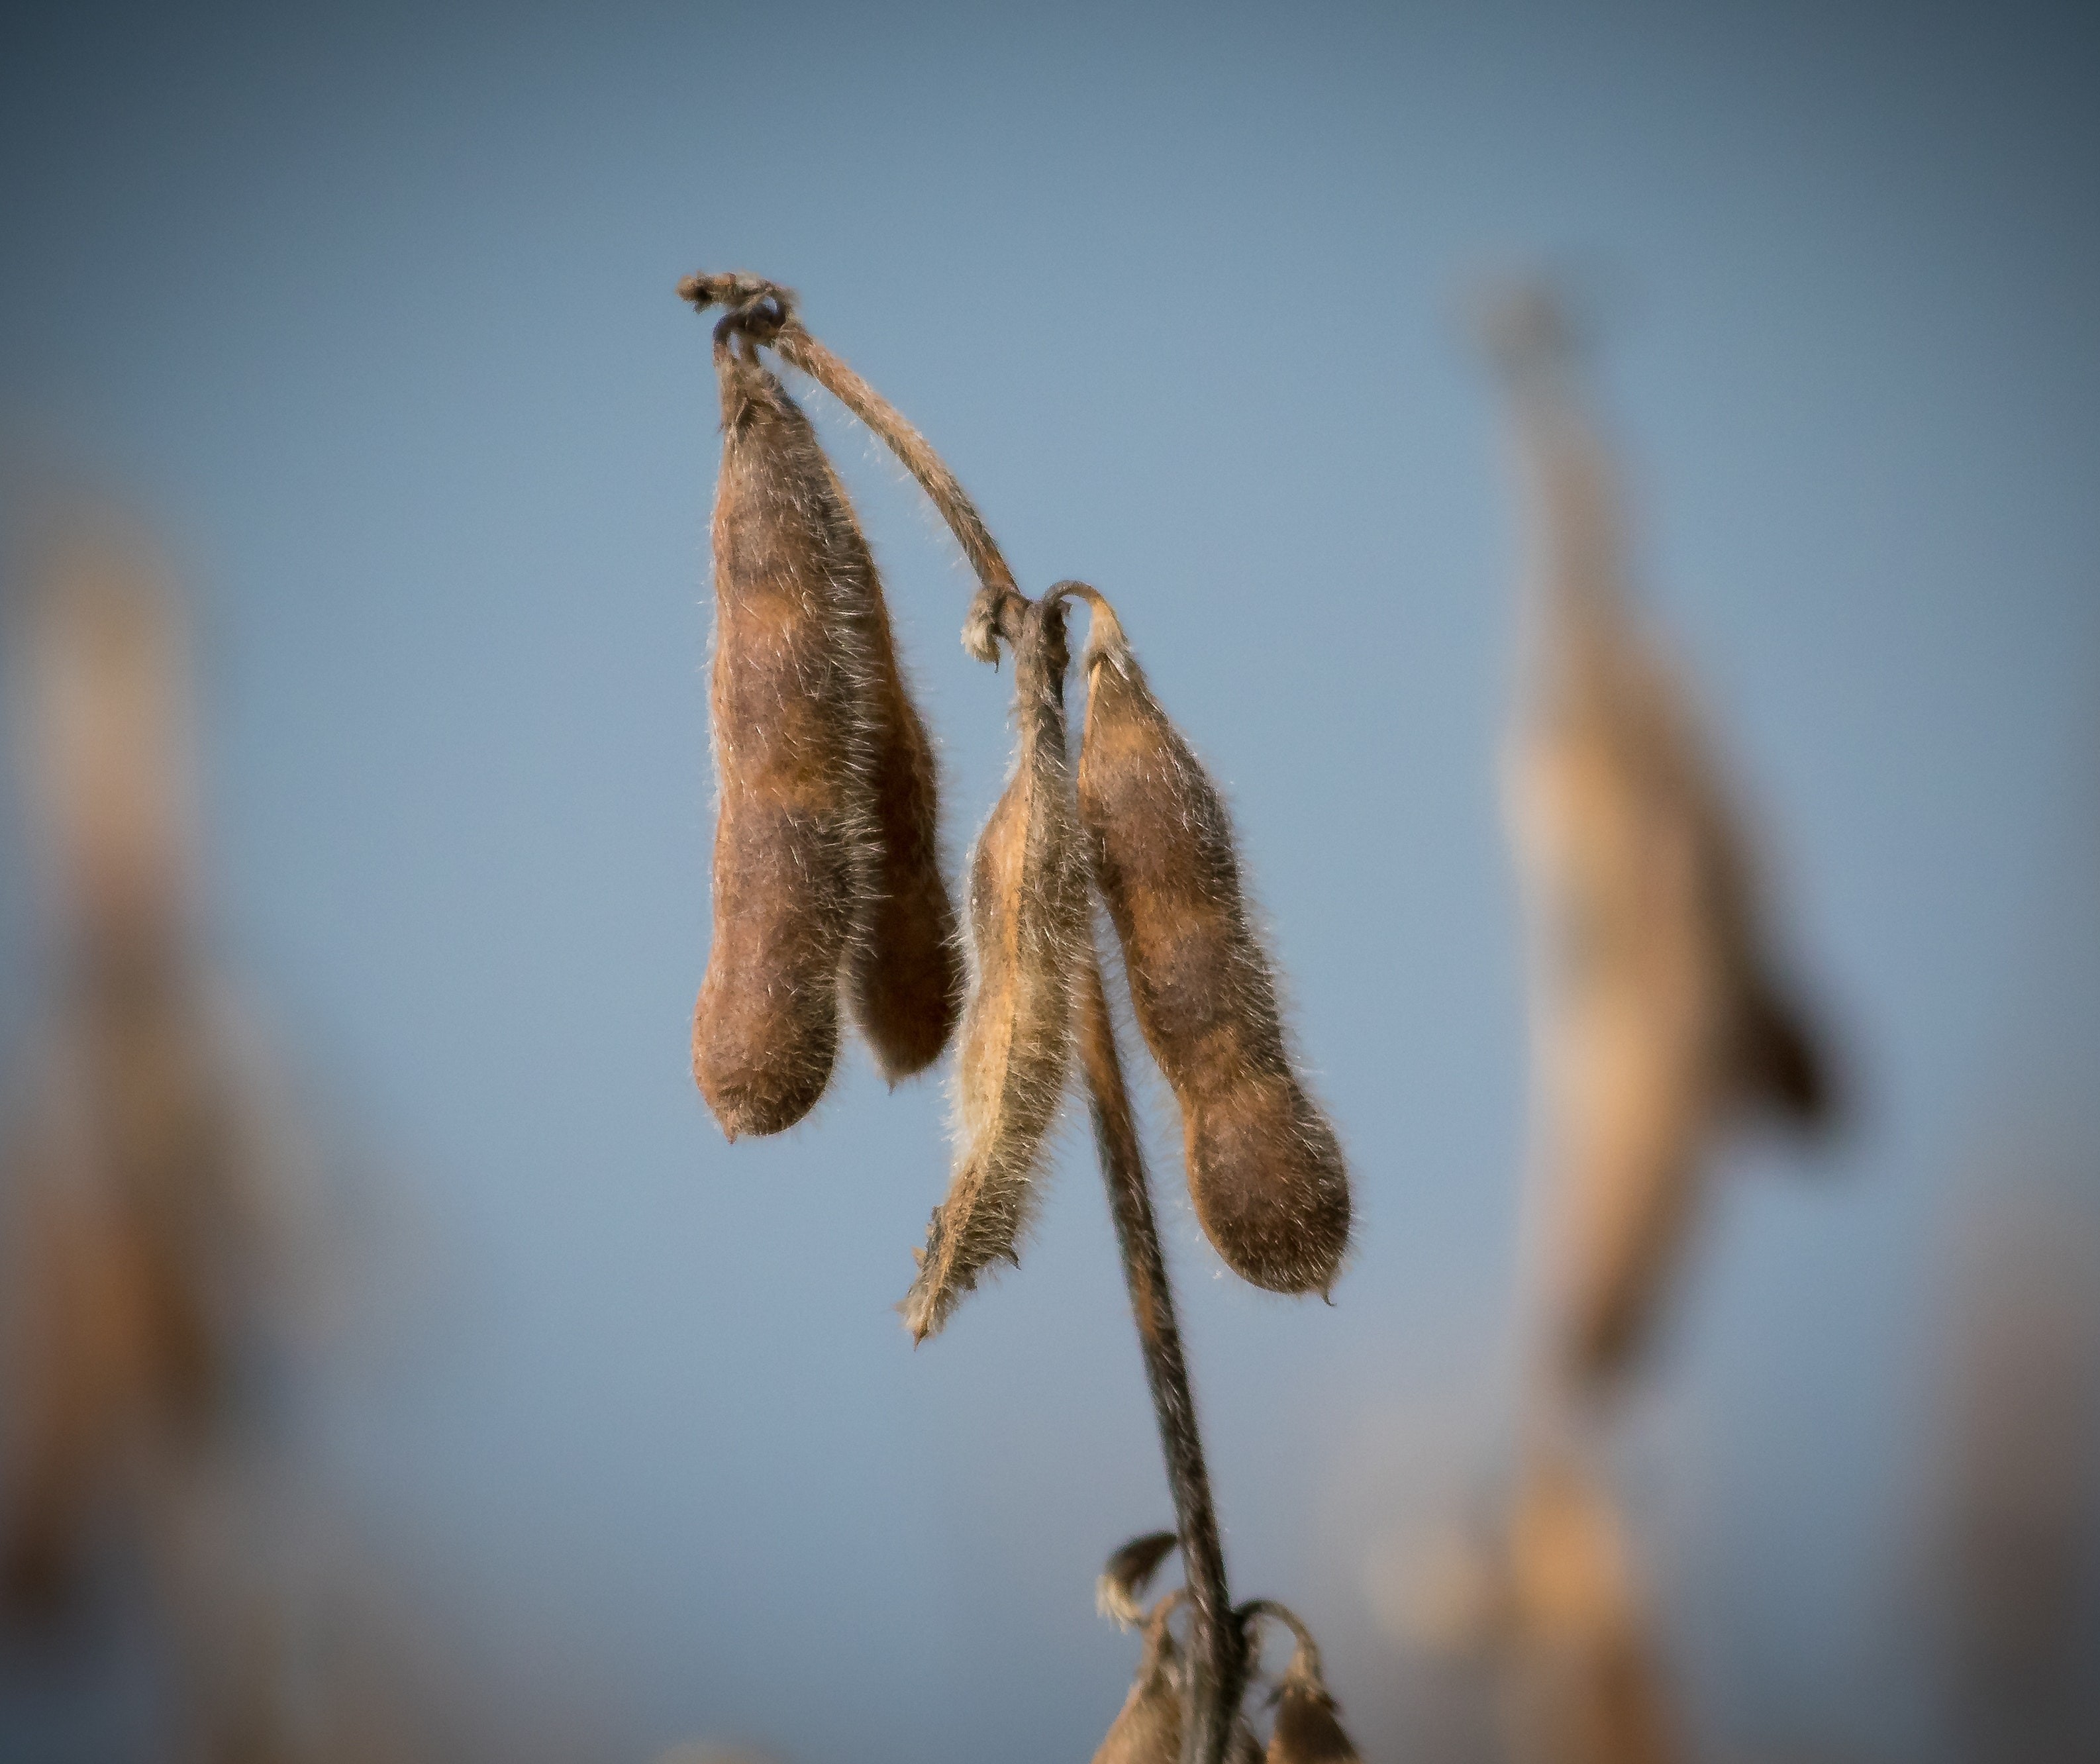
left=1234, top=1598, right=1323, bottom=1682
left=1075, top=935, right=1242, bottom=1764
left=769, top=324, right=1018, bottom=601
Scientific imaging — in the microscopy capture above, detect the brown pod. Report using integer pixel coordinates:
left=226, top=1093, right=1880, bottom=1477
left=1235, top=1600, right=1360, bottom=1764
left=850, top=581, right=963, bottom=1081
left=1508, top=411, right=1830, bottom=1380
left=1094, top=1592, right=1187, bottom=1764
left=1063, top=585, right=1349, bottom=1295
left=693, top=334, right=879, bottom=1137
left=1266, top=1661, right=1360, bottom=1764
left=1260, top=1655, right=1360, bottom=1764
left=1491, top=287, right=1838, bottom=1382
left=902, top=597, right=1087, bottom=1340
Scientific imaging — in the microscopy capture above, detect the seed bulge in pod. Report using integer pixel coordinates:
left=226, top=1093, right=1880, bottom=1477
left=1064, top=585, right=1349, bottom=1295
left=902, top=597, right=1086, bottom=1341
left=693, top=340, right=878, bottom=1138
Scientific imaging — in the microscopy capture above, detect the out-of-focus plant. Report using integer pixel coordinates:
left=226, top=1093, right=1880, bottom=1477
left=0, top=507, right=465, bottom=1763
left=678, top=275, right=1361, bottom=1764
left=1926, top=1177, right=2100, bottom=1763
left=1487, top=287, right=1836, bottom=1398
left=1408, top=285, right=1844, bottom=1763
left=0, top=513, right=297, bottom=1623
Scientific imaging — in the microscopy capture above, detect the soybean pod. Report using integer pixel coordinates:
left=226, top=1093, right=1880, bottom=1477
left=902, top=595, right=1087, bottom=1341
left=1060, top=584, right=1349, bottom=1297
left=692, top=330, right=879, bottom=1137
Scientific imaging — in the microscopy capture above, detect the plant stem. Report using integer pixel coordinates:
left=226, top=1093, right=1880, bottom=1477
left=1074, top=935, right=1242, bottom=1764
left=769, top=322, right=1026, bottom=629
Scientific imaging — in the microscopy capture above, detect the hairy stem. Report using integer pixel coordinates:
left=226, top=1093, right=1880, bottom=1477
left=770, top=324, right=1018, bottom=600
left=1075, top=936, right=1242, bottom=1764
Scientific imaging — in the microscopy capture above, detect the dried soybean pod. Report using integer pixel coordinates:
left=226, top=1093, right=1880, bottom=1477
left=1094, top=1592, right=1188, bottom=1764
left=693, top=326, right=879, bottom=1138
left=1267, top=1671, right=1358, bottom=1764
left=680, top=276, right=968, bottom=1081
left=849, top=579, right=963, bottom=1081
left=902, top=596, right=1087, bottom=1341
left=1237, top=1604, right=1362, bottom=1764
left=1060, top=583, right=1349, bottom=1295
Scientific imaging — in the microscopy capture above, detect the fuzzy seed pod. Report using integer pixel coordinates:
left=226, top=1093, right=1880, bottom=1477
left=1238, top=1602, right=1362, bottom=1764
left=902, top=597, right=1087, bottom=1340
left=686, top=282, right=964, bottom=1101
left=1060, top=584, right=1348, bottom=1295
left=1489, top=287, right=1836, bottom=1381
left=1094, top=1593, right=1186, bottom=1764
left=851, top=560, right=964, bottom=1081
left=1268, top=1663, right=1360, bottom=1764
left=692, top=334, right=881, bottom=1136
left=1099, top=1529, right=1181, bottom=1628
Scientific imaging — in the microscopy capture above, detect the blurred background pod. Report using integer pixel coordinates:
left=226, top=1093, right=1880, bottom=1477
left=1487, top=283, right=1840, bottom=1387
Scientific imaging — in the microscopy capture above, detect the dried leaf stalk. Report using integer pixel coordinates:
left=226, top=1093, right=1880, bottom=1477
left=677, top=273, right=1024, bottom=658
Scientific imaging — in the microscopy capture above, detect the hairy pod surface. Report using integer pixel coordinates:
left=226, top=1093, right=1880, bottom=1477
left=1266, top=1663, right=1360, bottom=1764
left=902, top=599, right=1086, bottom=1340
left=693, top=342, right=884, bottom=1137
left=1236, top=1603, right=1360, bottom=1764
left=1066, top=588, right=1349, bottom=1295
left=1093, top=1594, right=1186, bottom=1764
left=849, top=554, right=963, bottom=1082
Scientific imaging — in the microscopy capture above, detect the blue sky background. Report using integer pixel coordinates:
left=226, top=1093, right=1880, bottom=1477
left=1, top=3, right=2096, bottom=1759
